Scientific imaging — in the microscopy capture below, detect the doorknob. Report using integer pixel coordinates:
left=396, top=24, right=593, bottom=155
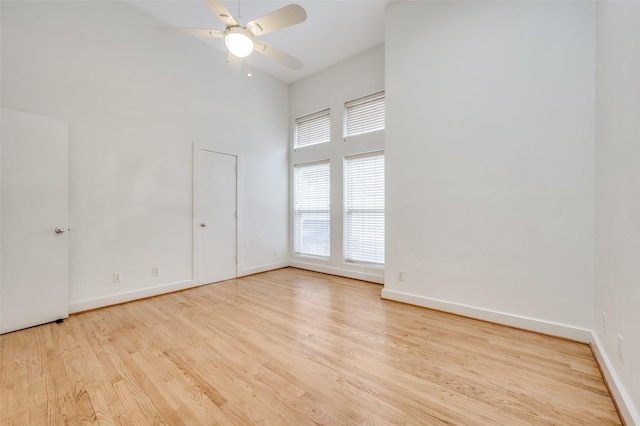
left=200, top=223, right=207, bottom=228
left=54, top=227, right=66, bottom=234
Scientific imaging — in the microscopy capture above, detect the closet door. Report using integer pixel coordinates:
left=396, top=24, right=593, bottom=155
left=194, top=147, right=237, bottom=285
left=1, top=108, right=69, bottom=334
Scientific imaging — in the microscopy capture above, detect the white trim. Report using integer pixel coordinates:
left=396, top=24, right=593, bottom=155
left=590, top=332, right=640, bottom=426
left=380, top=288, right=592, bottom=342
left=69, top=263, right=289, bottom=314
left=69, top=279, right=196, bottom=314
left=294, top=108, right=331, bottom=149
left=192, top=143, right=241, bottom=285
left=238, top=261, right=290, bottom=277
left=343, top=151, right=385, bottom=266
left=290, top=260, right=383, bottom=284
left=381, top=288, right=639, bottom=424
left=344, top=90, right=385, bottom=138
left=293, top=161, right=331, bottom=258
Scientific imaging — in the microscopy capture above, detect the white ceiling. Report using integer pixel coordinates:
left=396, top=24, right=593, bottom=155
left=129, top=0, right=392, bottom=84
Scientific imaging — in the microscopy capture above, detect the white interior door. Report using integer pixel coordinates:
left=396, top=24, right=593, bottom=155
left=1, top=108, right=69, bottom=334
left=195, top=148, right=237, bottom=284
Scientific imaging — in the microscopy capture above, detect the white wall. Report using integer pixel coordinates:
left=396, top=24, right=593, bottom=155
left=1, top=1, right=289, bottom=310
left=289, top=45, right=385, bottom=283
left=595, top=2, right=640, bottom=422
left=383, top=1, right=595, bottom=338
left=0, top=2, right=3, bottom=323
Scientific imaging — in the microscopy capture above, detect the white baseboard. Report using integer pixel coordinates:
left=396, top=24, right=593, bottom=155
left=238, top=261, right=290, bottom=277
left=380, top=288, right=592, bottom=342
left=381, top=289, right=640, bottom=424
left=590, top=332, right=640, bottom=426
left=69, top=261, right=291, bottom=314
left=69, top=279, right=196, bottom=313
left=64, top=269, right=636, bottom=424
left=289, top=260, right=384, bottom=284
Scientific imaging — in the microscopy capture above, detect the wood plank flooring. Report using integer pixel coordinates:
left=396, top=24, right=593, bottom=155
left=1, top=267, right=621, bottom=425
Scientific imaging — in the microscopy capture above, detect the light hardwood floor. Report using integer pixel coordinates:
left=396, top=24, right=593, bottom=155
left=1, top=268, right=621, bottom=425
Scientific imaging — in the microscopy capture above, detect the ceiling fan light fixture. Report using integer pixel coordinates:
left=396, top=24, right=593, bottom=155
left=225, top=26, right=254, bottom=58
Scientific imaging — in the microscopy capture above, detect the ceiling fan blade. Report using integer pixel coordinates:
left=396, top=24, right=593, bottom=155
left=253, top=39, right=303, bottom=70
left=156, top=26, right=224, bottom=38
left=204, top=0, right=237, bottom=27
left=246, top=4, right=306, bottom=36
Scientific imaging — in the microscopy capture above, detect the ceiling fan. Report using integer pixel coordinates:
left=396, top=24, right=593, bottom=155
left=157, top=0, right=307, bottom=70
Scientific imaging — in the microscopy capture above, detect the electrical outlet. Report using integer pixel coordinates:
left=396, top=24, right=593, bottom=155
left=602, top=311, right=606, bottom=334
left=152, top=266, right=160, bottom=277
left=397, top=269, right=404, bottom=281
left=113, top=272, right=122, bottom=283
left=273, top=250, right=278, bottom=257
left=618, top=335, right=624, bottom=362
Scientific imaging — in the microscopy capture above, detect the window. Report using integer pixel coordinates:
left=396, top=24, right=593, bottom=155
left=344, top=92, right=385, bottom=138
left=345, top=152, right=384, bottom=265
left=294, top=161, right=330, bottom=258
left=295, top=109, right=330, bottom=149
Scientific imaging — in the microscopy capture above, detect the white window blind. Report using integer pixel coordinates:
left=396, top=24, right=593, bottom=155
left=345, top=92, right=385, bottom=138
left=295, top=109, right=330, bottom=149
left=345, top=152, right=384, bottom=265
left=294, top=162, right=330, bottom=258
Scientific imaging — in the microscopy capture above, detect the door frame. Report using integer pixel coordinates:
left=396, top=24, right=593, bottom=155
left=192, top=143, right=241, bottom=285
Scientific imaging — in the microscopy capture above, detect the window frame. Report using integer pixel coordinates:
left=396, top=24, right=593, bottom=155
left=293, top=160, right=331, bottom=259
left=294, top=108, right=331, bottom=149
left=343, top=151, right=385, bottom=266
left=344, top=91, right=385, bottom=139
